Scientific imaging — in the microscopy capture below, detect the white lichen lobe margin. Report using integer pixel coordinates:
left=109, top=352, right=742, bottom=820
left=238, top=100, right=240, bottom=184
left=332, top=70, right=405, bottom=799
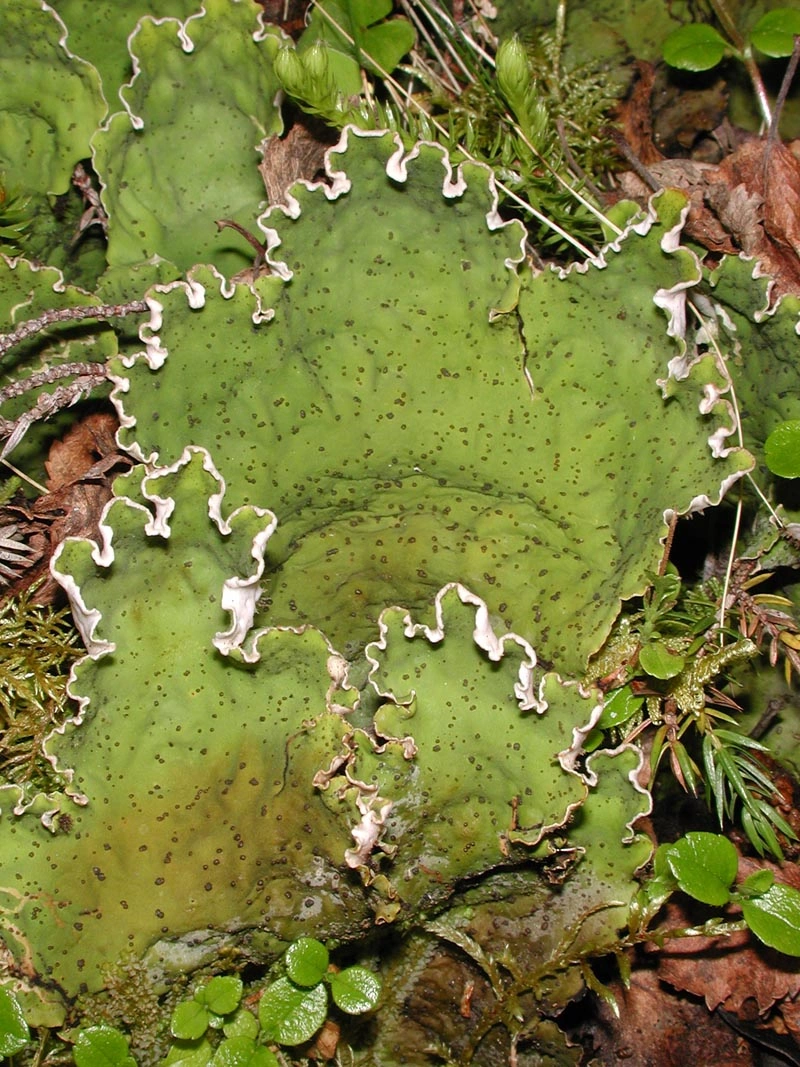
left=256, top=125, right=527, bottom=280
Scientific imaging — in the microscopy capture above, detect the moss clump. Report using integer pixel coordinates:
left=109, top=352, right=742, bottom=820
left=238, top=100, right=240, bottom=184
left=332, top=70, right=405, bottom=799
left=0, top=588, right=80, bottom=789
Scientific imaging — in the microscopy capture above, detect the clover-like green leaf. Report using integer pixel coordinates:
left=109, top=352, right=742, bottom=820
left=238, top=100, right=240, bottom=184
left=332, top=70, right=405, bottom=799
left=199, top=977, right=244, bottom=1019
left=285, top=938, right=329, bottom=988
left=597, top=685, right=644, bottom=730
left=211, top=1037, right=279, bottom=1067
left=171, top=1000, right=210, bottom=1042
left=0, top=987, right=29, bottom=1057
left=329, top=965, right=381, bottom=1014
left=74, top=1027, right=136, bottom=1067
left=660, top=832, right=738, bottom=906
left=258, top=977, right=328, bottom=1046
left=662, top=23, right=729, bottom=71
left=638, top=641, right=686, bottom=680
left=740, top=881, right=800, bottom=955
left=751, top=8, right=800, bottom=58
left=765, top=420, right=800, bottom=478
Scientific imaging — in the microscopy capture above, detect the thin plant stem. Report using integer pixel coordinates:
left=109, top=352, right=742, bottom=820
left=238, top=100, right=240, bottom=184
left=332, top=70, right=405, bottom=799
left=688, top=297, right=747, bottom=642
left=768, top=33, right=800, bottom=143
left=707, top=0, right=772, bottom=127
left=0, top=300, right=148, bottom=360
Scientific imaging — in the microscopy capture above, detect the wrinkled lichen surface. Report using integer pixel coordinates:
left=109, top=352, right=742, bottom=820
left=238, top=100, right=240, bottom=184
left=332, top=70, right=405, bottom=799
left=0, top=2, right=791, bottom=1056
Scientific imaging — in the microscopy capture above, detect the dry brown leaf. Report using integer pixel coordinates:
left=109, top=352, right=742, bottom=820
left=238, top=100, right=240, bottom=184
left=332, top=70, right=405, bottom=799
left=259, top=122, right=331, bottom=207
left=582, top=964, right=756, bottom=1066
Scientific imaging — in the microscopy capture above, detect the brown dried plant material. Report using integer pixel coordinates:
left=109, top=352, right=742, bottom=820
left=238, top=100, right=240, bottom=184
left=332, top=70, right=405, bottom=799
left=1, top=412, right=132, bottom=602
left=259, top=122, right=331, bottom=207
left=612, top=61, right=800, bottom=299
left=588, top=965, right=757, bottom=1066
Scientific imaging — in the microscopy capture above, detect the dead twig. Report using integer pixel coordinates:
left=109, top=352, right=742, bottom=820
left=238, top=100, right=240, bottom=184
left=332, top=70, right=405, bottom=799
left=0, top=300, right=149, bottom=361
left=0, top=371, right=110, bottom=460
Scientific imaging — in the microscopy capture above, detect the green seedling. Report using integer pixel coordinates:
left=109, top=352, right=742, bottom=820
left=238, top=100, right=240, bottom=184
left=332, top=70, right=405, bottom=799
left=166, top=939, right=380, bottom=1065
left=643, top=831, right=800, bottom=955
left=662, top=3, right=800, bottom=127
left=586, top=570, right=798, bottom=859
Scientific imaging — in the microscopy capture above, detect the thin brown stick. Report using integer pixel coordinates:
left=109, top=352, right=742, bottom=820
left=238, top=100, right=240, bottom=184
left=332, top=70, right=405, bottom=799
left=0, top=300, right=148, bottom=360
left=0, top=362, right=107, bottom=407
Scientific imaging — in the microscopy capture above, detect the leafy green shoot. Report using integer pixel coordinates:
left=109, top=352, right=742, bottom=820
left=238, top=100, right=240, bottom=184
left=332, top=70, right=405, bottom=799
left=273, top=0, right=623, bottom=257
left=586, top=568, right=798, bottom=859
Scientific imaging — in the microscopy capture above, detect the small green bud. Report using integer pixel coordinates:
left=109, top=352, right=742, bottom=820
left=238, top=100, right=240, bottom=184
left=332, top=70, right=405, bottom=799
left=302, top=40, right=332, bottom=89
left=496, top=36, right=532, bottom=107
left=274, top=46, right=305, bottom=96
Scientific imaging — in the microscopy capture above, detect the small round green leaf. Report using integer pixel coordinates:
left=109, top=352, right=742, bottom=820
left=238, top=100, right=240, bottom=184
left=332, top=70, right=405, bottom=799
left=751, top=9, right=800, bottom=58
left=741, top=882, right=800, bottom=954
left=662, top=24, right=729, bottom=71
left=171, top=1000, right=210, bottom=1041
left=74, top=1027, right=137, bottom=1067
left=664, top=832, right=738, bottom=906
left=329, top=966, right=381, bottom=1015
left=284, top=937, right=330, bottom=987
left=598, top=685, right=644, bottom=730
left=739, top=869, right=775, bottom=898
left=200, top=976, right=244, bottom=1018
left=222, top=1009, right=259, bottom=1041
left=0, top=987, right=30, bottom=1057
left=638, top=641, right=685, bottom=680
left=211, top=1036, right=279, bottom=1067
left=162, top=1038, right=214, bottom=1067
left=258, top=977, right=328, bottom=1046
left=765, top=420, right=800, bottom=478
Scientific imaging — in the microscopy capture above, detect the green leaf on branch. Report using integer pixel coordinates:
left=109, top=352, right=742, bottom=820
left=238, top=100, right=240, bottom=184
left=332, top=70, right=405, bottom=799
left=199, top=977, right=244, bottom=1020
left=597, top=685, right=644, bottom=731
left=662, top=24, right=729, bottom=71
left=740, top=882, right=800, bottom=955
left=0, top=987, right=30, bottom=1057
left=171, top=1000, right=210, bottom=1041
left=73, top=1027, right=137, bottom=1067
left=659, top=832, right=738, bottom=906
left=211, top=1036, right=278, bottom=1067
left=329, top=966, right=381, bottom=1014
left=285, top=938, right=329, bottom=988
left=751, top=9, right=800, bottom=58
left=257, top=978, right=328, bottom=1046
left=639, top=641, right=686, bottom=680
left=765, top=420, right=800, bottom=478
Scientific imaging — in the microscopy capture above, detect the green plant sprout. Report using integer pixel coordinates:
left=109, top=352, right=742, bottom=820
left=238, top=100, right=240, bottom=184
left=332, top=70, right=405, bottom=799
left=633, top=831, right=800, bottom=955
left=0, top=940, right=380, bottom=1067
left=585, top=569, right=798, bottom=859
left=165, top=940, right=379, bottom=1066
left=662, top=3, right=800, bottom=128
left=273, top=1, right=620, bottom=256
